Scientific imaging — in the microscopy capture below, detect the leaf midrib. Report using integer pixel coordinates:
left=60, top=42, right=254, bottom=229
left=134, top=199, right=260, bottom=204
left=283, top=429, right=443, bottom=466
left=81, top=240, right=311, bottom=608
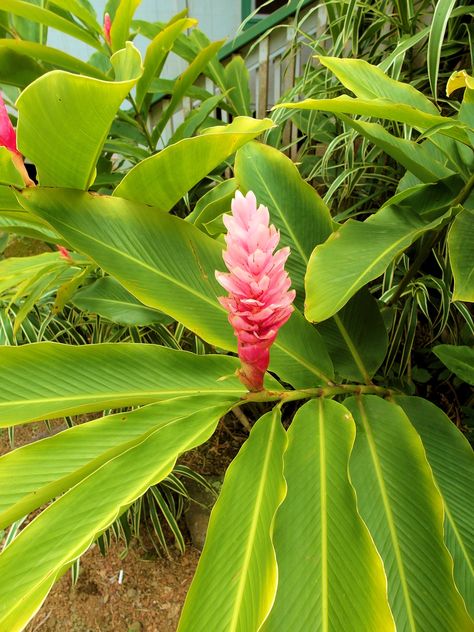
left=357, top=398, right=417, bottom=632
left=227, top=412, right=278, bottom=632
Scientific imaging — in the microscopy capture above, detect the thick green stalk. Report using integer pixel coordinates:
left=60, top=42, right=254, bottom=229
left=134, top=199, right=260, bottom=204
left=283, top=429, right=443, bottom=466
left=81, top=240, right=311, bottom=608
left=241, top=383, right=395, bottom=405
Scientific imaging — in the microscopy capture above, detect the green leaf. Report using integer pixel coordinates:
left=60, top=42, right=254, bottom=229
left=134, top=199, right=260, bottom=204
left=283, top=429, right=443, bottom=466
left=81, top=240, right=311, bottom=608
left=433, top=344, right=474, bottom=385
left=0, top=251, right=68, bottom=295
left=47, top=0, right=102, bottom=34
left=71, top=276, right=167, bottom=326
left=0, top=399, right=230, bottom=631
left=223, top=55, right=251, bottom=116
left=0, top=46, right=44, bottom=88
left=396, top=396, right=474, bottom=617
left=186, top=178, right=237, bottom=227
left=317, top=56, right=438, bottom=114
left=235, top=142, right=333, bottom=307
left=263, top=399, right=394, bottom=631
left=345, top=396, right=472, bottom=631
left=427, top=0, right=457, bottom=100
left=168, top=92, right=225, bottom=145
left=16, top=42, right=142, bottom=188
left=114, top=117, right=274, bottom=210
left=178, top=407, right=287, bottom=632
left=152, top=39, right=224, bottom=143
left=336, top=115, right=454, bottom=183
left=0, top=394, right=235, bottom=530
left=277, top=95, right=470, bottom=145
left=135, top=16, right=196, bottom=110
left=109, top=0, right=140, bottom=52
left=316, top=288, right=388, bottom=383
left=0, top=147, right=23, bottom=187
left=0, top=342, right=252, bottom=426
left=0, top=38, right=107, bottom=79
left=20, top=187, right=334, bottom=387
left=305, top=181, right=457, bottom=322
left=1, top=0, right=101, bottom=50
left=448, top=209, right=474, bottom=302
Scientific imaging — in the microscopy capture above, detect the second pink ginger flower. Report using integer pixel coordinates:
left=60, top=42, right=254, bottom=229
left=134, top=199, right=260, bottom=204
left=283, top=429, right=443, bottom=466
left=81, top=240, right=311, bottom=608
left=216, top=190, right=295, bottom=391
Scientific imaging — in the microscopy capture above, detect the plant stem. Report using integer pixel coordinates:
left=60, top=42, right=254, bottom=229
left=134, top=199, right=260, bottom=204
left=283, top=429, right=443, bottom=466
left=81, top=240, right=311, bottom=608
left=128, top=95, right=155, bottom=152
left=241, top=383, right=395, bottom=405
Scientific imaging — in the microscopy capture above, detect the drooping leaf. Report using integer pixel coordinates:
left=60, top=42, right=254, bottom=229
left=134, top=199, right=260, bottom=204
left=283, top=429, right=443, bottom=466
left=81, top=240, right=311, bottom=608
left=0, top=399, right=230, bottom=631
left=396, top=396, right=474, bottom=616
left=0, top=394, right=236, bottom=529
left=448, top=208, right=474, bottom=302
left=16, top=42, right=142, bottom=188
left=71, top=276, right=167, bottom=326
left=0, top=147, right=23, bottom=187
left=2, top=0, right=101, bottom=50
left=114, top=117, right=274, bottom=210
left=0, top=39, right=107, bottom=78
left=178, top=407, right=287, bottom=631
left=346, top=395, right=472, bottom=631
left=0, top=46, right=44, bottom=88
left=433, top=344, right=474, bottom=385
left=20, top=187, right=334, bottom=387
left=263, top=399, right=394, bottom=631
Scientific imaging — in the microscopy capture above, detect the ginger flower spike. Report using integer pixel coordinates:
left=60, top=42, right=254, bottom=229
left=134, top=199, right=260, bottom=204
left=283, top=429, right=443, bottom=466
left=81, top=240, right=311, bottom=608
left=0, top=93, right=34, bottom=187
left=104, top=13, right=112, bottom=46
left=216, top=190, right=295, bottom=392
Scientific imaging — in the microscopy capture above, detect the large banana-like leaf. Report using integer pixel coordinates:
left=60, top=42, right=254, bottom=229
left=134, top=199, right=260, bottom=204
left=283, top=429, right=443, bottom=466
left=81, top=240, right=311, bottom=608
left=0, top=342, right=254, bottom=426
left=263, top=399, right=394, bottom=631
left=345, top=396, right=472, bottom=631
left=19, top=187, right=334, bottom=387
left=178, top=407, right=287, bottom=631
left=0, top=400, right=231, bottom=632
left=16, top=43, right=143, bottom=188
left=235, top=141, right=333, bottom=308
left=397, top=396, right=474, bottom=616
left=304, top=179, right=457, bottom=322
left=114, top=117, right=274, bottom=210
left=448, top=208, right=474, bottom=302
left=0, top=394, right=236, bottom=529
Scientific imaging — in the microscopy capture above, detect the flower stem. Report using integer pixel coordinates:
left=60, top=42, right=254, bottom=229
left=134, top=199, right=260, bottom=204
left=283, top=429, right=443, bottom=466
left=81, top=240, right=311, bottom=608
left=241, top=383, right=395, bottom=404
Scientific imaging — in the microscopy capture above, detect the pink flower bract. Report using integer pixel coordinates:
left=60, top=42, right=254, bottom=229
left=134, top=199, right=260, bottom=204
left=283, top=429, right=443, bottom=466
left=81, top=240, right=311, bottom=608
left=216, top=190, right=295, bottom=391
left=0, top=92, right=34, bottom=187
left=0, top=93, right=19, bottom=155
left=104, top=13, right=112, bottom=46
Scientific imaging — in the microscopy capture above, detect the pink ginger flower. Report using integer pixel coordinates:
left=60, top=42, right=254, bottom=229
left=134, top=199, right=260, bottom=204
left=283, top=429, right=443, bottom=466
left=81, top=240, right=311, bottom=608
left=0, top=93, right=34, bottom=187
left=104, top=13, right=112, bottom=46
left=216, top=190, right=295, bottom=391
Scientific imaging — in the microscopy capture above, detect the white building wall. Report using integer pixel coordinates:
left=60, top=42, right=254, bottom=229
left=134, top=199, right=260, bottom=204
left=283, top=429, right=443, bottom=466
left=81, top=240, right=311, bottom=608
left=46, top=0, right=242, bottom=77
